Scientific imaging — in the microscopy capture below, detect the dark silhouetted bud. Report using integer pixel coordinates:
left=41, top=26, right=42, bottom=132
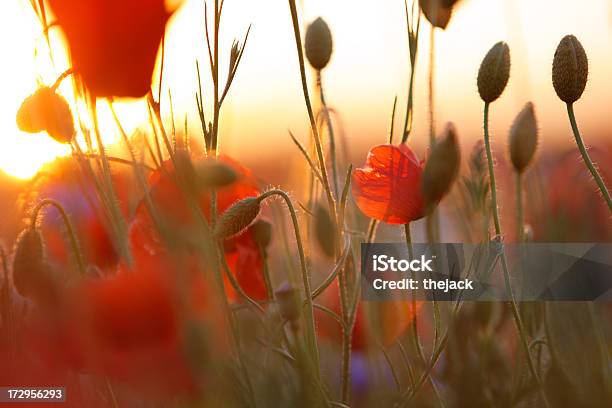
left=214, top=197, right=262, bottom=239
left=196, top=159, right=238, bottom=188
left=314, top=203, right=336, bottom=257
left=305, top=17, right=333, bottom=70
left=419, top=0, right=460, bottom=29
left=477, top=42, right=511, bottom=103
left=422, top=123, right=461, bottom=207
left=552, top=35, right=588, bottom=104
left=509, top=102, right=538, bottom=173
left=12, top=227, right=56, bottom=305
left=251, top=219, right=272, bottom=250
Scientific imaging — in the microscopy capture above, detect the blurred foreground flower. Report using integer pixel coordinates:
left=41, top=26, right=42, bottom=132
left=129, top=155, right=267, bottom=301
left=317, top=281, right=421, bottom=350
left=48, top=0, right=176, bottom=97
left=352, top=144, right=425, bottom=224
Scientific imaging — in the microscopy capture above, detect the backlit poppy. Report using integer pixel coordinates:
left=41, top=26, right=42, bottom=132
left=48, top=0, right=175, bottom=97
left=352, top=144, right=425, bottom=224
left=129, top=155, right=268, bottom=301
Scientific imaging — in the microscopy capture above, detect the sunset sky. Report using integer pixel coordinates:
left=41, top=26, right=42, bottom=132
left=1, top=0, right=612, bottom=179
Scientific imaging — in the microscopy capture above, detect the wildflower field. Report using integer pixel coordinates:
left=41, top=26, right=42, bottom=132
left=0, top=0, right=611, bottom=407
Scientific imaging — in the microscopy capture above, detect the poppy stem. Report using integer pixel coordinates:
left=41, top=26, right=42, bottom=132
left=287, top=0, right=337, bottom=220
left=259, top=189, right=321, bottom=379
left=566, top=103, right=612, bottom=213
left=30, top=198, right=86, bottom=277
left=483, top=103, right=550, bottom=408
left=317, top=71, right=340, bottom=196
left=516, top=172, right=524, bottom=242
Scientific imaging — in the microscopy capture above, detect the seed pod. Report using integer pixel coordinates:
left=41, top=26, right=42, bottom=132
left=16, top=87, right=75, bottom=144
left=214, top=197, right=262, bottom=239
left=196, top=159, right=238, bottom=188
left=419, top=0, right=460, bottom=29
left=251, top=219, right=272, bottom=250
left=12, top=227, right=56, bottom=305
left=509, top=102, right=538, bottom=173
left=552, top=35, right=588, bottom=104
left=305, top=17, right=333, bottom=70
left=275, top=281, right=300, bottom=322
left=314, top=203, right=336, bottom=258
left=477, top=42, right=511, bottom=103
left=421, top=123, right=461, bottom=207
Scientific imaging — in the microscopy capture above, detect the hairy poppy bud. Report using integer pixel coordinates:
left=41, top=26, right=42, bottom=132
left=314, top=203, right=336, bottom=258
left=214, top=197, right=262, bottom=239
left=305, top=17, right=333, bottom=70
left=419, top=0, right=460, bottom=29
left=251, top=219, right=272, bottom=250
left=477, top=42, right=511, bottom=103
left=509, top=102, right=538, bottom=173
left=422, top=123, right=461, bottom=207
left=552, top=35, right=588, bottom=104
left=12, top=227, right=56, bottom=305
left=174, top=148, right=197, bottom=193
left=16, top=87, right=75, bottom=144
left=196, top=159, right=238, bottom=188
left=275, top=281, right=300, bottom=322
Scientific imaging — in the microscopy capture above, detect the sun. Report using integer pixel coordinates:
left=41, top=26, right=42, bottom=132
left=0, top=1, right=148, bottom=180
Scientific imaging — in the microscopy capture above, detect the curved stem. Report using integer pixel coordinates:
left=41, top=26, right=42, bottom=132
left=259, top=189, right=320, bottom=372
left=566, top=103, right=612, bottom=213
left=31, top=199, right=86, bottom=276
left=483, top=103, right=550, bottom=407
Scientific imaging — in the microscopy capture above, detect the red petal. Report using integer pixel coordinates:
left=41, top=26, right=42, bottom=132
left=48, top=0, right=172, bottom=97
left=352, top=144, right=425, bottom=224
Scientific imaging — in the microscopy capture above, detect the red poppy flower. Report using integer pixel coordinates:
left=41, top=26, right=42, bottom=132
left=129, top=155, right=267, bottom=301
left=316, top=281, right=421, bottom=350
left=48, top=0, right=174, bottom=97
left=352, top=144, right=425, bottom=224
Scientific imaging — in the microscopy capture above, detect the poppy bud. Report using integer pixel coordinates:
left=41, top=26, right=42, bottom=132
left=251, top=219, right=272, bottom=250
left=214, top=197, right=262, bottom=239
left=419, top=0, right=460, bottom=29
left=477, top=42, right=511, bottom=103
left=16, top=87, right=75, bottom=144
left=305, top=17, right=333, bottom=70
left=174, top=148, right=197, bottom=193
left=421, top=123, right=461, bottom=207
left=552, top=35, right=588, bottom=104
left=196, top=159, right=238, bottom=188
left=509, top=102, right=538, bottom=173
left=275, top=281, right=300, bottom=322
left=12, top=227, right=56, bottom=305
left=314, top=203, right=336, bottom=258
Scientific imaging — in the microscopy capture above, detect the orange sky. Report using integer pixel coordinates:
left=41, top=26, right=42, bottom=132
left=1, top=0, right=612, bottom=179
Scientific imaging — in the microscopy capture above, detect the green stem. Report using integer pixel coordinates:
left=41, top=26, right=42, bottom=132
left=483, top=103, right=550, bottom=408
left=317, top=71, right=339, bottom=196
left=516, top=172, right=524, bottom=242
left=31, top=199, right=85, bottom=276
left=566, top=103, right=612, bottom=213
left=287, top=0, right=337, bottom=220
left=260, top=189, right=321, bottom=373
